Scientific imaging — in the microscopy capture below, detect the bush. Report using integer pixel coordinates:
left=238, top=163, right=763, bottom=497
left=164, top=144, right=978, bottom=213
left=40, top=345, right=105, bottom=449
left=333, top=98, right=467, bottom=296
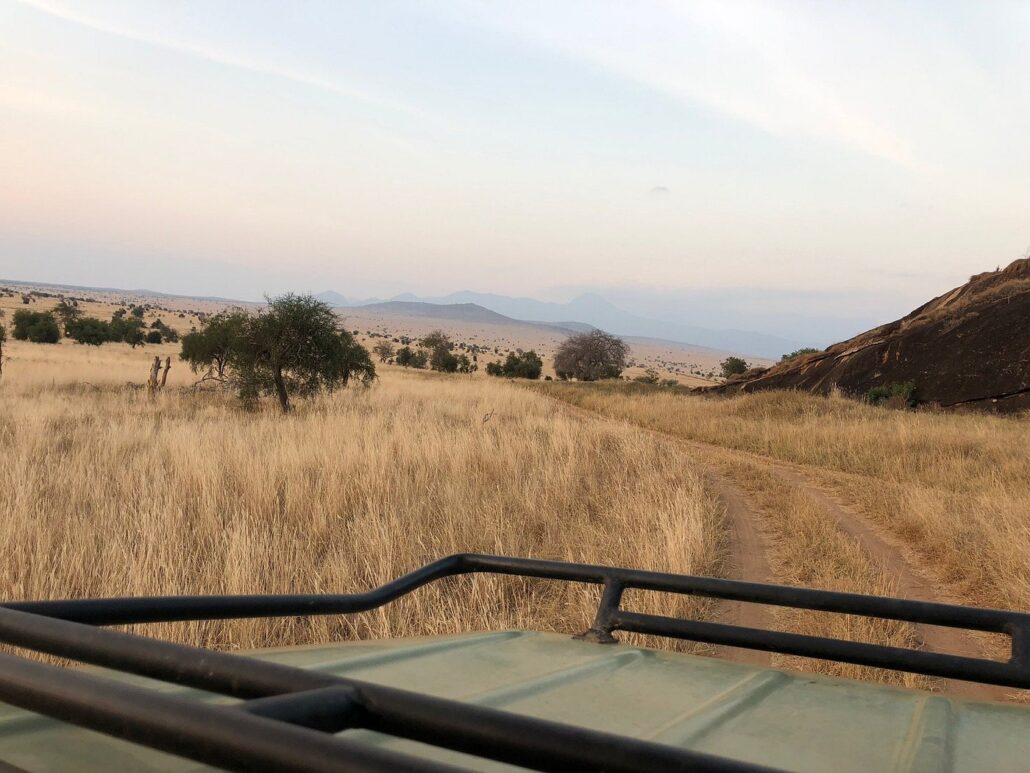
left=145, top=330, right=163, bottom=344
left=395, top=346, right=428, bottom=369
left=66, top=317, right=111, bottom=346
left=720, top=356, right=748, bottom=378
left=866, top=381, right=917, bottom=407
left=780, top=347, right=821, bottom=362
left=430, top=346, right=459, bottom=373
left=633, top=368, right=660, bottom=385
left=11, top=310, right=60, bottom=343
left=486, top=350, right=543, bottom=380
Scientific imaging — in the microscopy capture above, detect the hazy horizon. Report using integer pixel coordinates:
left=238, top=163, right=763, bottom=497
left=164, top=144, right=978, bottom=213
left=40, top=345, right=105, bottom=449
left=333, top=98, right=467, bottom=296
left=3, top=1, right=1028, bottom=343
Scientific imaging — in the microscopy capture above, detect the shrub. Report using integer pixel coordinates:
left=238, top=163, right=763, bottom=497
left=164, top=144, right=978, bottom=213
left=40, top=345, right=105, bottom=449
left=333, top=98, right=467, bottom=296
left=11, top=310, right=60, bottom=343
left=866, top=381, right=917, bottom=408
left=395, top=346, right=428, bottom=369
left=720, top=356, right=748, bottom=378
left=145, top=330, right=163, bottom=344
left=633, top=368, right=660, bottom=385
left=485, top=350, right=542, bottom=379
left=67, top=317, right=111, bottom=346
left=430, top=346, right=459, bottom=373
left=780, top=347, right=821, bottom=362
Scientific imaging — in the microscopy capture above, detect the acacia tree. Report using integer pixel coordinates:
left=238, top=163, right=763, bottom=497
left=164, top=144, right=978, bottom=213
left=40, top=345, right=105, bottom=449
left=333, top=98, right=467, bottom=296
left=234, top=294, right=375, bottom=413
left=720, top=356, right=748, bottom=379
left=372, top=340, right=395, bottom=362
left=53, top=298, right=82, bottom=334
left=553, top=330, right=627, bottom=381
left=180, top=309, right=249, bottom=381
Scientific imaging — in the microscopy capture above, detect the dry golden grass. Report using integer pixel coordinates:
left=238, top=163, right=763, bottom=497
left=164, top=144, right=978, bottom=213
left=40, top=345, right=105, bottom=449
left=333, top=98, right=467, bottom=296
left=538, top=382, right=1030, bottom=616
left=0, top=362, right=723, bottom=654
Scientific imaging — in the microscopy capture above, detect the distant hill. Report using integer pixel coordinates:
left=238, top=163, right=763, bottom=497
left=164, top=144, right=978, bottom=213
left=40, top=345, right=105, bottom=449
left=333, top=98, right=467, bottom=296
left=710, top=258, right=1030, bottom=411
left=323, top=288, right=802, bottom=358
left=354, top=301, right=524, bottom=326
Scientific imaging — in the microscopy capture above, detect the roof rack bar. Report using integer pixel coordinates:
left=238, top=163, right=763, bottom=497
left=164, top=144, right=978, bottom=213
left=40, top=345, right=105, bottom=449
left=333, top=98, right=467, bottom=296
left=613, top=611, right=1030, bottom=690
left=0, top=650, right=455, bottom=773
left=7, top=554, right=1024, bottom=634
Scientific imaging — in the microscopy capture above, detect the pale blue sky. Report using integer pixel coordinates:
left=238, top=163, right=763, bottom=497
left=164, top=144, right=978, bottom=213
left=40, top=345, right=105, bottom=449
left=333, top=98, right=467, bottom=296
left=2, top=1, right=1028, bottom=339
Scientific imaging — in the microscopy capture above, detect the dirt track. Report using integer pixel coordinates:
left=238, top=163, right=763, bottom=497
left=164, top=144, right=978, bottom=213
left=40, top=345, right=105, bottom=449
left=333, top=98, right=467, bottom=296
left=553, top=397, right=1012, bottom=701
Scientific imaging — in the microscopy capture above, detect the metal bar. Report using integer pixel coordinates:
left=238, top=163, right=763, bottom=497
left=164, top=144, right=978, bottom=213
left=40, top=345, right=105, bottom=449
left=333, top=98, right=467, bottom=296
left=240, top=686, right=364, bottom=732
left=0, top=650, right=459, bottom=773
left=0, top=607, right=768, bottom=772
left=612, top=611, right=1030, bottom=690
left=7, top=554, right=1025, bottom=636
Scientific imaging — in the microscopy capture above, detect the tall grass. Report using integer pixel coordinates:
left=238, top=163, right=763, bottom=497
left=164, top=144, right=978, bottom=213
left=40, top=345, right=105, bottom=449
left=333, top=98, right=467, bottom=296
left=539, top=382, right=1030, bottom=614
left=0, top=366, right=722, bottom=653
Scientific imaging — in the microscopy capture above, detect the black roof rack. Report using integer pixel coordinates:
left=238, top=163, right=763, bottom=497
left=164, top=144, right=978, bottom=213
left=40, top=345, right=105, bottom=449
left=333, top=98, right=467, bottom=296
left=1, top=553, right=1028, bottom=772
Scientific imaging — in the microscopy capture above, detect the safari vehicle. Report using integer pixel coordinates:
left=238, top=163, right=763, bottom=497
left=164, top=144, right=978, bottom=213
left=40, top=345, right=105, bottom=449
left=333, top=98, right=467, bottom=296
left=0, top=554, right=1028, bottom=771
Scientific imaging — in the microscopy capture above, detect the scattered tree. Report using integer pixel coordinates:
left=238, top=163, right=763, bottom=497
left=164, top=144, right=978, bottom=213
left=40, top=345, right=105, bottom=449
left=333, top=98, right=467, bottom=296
left=53, top=298, right=82, bottom=334
left=720, top=356, right=748, bottom=379
left=180, top=310, right=248, bottom=381
left=486, top=350, right=542, bottom=379
left=394, top=346, right=428, bottom=369
left=372, top=341, right=395, bottom=363
left=232, top=294, right=375, bottom=413
left=146, top=330, right=163, bottom=344
left=66, top=317, right=111, bottom=346
left=553, top=330, right=628, bottom=381
left=11, top=310, right=60, bottom=343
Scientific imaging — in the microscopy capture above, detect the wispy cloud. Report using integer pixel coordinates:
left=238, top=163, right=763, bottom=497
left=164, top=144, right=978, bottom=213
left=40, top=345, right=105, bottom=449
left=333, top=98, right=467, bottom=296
left=453, top=1, right=933, bottom=165
left=14, top=0, right=418, bottom=116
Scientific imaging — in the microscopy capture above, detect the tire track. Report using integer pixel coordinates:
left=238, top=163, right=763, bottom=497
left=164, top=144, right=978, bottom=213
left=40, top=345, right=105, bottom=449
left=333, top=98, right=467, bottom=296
left=551, top=399, right=775, bottom=665
left=547, top=394, right=1012, bottom=701
left=704, top=474, right=775, bottom=666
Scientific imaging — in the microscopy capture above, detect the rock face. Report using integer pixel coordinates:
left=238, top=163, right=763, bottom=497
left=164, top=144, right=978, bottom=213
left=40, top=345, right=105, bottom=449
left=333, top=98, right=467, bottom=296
left=708, top=258, right=1030, bottom=412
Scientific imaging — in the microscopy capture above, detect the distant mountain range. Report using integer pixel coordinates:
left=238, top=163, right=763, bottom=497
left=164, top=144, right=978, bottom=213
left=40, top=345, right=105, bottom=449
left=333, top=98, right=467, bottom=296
left=317, top=290, right=803, bottom=358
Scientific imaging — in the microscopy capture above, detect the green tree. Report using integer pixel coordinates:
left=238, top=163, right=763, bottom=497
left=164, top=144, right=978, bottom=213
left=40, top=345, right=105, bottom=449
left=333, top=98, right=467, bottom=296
left=11, top=310, right=60, bottom=343
left=232, top=294, right=375, bottom=413
left=720, top=356, right=748, bottom=378
left=179, top=309, right=248, bottom=380
left=486, top=350, right=542, bottom=379
left=430, top=345, right=459, bottom=373
left=66, top=317, right=111, bottom=346
left=53, top=298, right=82, bottom=334
left=553, top=330, right=627, bottom=381
left=146, top=330, right=163, bottom=344
left=372, top=340, right=395, bottom=362
left=420, top=330, right=452, bottom=352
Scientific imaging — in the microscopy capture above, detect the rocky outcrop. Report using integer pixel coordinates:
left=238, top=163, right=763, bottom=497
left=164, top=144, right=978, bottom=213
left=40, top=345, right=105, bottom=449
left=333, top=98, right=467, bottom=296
left=707, top=258, right=1030, bottom=412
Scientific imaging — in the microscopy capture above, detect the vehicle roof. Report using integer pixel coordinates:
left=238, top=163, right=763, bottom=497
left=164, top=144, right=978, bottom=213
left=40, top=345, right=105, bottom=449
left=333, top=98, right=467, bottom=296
left=0, top=630, right=1027, bottom=771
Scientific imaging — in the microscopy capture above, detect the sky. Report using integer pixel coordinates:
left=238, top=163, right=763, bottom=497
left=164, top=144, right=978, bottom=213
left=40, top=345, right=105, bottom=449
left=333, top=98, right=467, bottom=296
left=2, top=0, right=1029, bottom=342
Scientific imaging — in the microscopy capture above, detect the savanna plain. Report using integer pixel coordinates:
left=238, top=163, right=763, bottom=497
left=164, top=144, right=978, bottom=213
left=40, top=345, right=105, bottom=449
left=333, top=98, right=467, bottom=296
left=1, top=335, right=1028, bottom=700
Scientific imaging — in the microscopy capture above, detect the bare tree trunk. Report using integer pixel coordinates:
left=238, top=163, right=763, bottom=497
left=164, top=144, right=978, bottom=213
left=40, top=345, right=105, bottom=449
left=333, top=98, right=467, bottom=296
left=273, top=369, right=290, bottom=413
left=160, top=356, right=171, bottom=388
left=147, top=356, right=161, bottom=395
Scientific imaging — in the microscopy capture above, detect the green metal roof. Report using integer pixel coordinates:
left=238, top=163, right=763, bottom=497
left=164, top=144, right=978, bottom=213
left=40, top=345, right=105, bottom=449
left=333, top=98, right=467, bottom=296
left=0, top=630, right=1027, bottom=771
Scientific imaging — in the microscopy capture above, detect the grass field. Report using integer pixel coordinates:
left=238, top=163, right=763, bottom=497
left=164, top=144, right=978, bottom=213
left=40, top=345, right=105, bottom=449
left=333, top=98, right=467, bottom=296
left=1, top=335, right=1026, bottom=696
left=0, top=354, right=722, bottom=654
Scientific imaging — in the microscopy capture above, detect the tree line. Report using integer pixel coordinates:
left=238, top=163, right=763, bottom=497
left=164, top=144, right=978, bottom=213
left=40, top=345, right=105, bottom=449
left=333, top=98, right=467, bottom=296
left=8, top=300, right=179, bottom=347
